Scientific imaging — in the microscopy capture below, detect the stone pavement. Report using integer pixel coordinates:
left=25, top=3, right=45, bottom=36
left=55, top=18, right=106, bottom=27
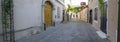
left=16, top=21, right=110, bottom=42
left=0, top=35, right=3, bottom=42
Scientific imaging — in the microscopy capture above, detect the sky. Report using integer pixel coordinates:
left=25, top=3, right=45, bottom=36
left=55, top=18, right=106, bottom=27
left=64, top=0, right=88, bottom=6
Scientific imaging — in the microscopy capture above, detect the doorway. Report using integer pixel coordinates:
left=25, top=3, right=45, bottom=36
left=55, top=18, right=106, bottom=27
left=89, top=10, right=93, bottom=24
left=100, top=2, right=107, bottom=34
left=62, top=10, right=65, bottom=22
left=44, top=1, right=53, bottom=27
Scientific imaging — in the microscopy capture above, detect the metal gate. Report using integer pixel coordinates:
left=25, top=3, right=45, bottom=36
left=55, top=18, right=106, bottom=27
left=1, top=0, right=15, bottom=42
left=100, top=2, right=107, bottom=34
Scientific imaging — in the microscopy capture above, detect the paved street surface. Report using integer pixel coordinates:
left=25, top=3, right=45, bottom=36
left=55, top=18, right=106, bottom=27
left=0, top=36, right=3, bottom=42
left=16, top=21, right=110, bottom=42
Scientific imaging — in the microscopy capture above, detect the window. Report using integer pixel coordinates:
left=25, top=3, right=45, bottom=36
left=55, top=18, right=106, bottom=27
left=57, top=7, right=60, bottom=18
left=94, top=8, right=98, bottom=21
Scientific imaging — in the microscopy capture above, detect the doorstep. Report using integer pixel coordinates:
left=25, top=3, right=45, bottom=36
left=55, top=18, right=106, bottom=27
left=96, top=31, right=107, bottom=39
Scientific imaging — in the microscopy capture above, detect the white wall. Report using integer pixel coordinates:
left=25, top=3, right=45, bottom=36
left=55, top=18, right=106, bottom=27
left=12, top=0, right=64, bottom=40
left=13, top=0, right=64, bottom=31
left=54, top=1, right=64, bottom=22
left=13, top=0, right=42, bottom=31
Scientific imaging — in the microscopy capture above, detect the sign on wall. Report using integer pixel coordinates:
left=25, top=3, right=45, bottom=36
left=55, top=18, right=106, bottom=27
left=80, top=2, right=86, bottom=6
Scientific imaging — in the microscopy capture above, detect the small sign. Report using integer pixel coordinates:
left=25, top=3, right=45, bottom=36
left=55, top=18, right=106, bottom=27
left=80, top=2, right=86, bottom=6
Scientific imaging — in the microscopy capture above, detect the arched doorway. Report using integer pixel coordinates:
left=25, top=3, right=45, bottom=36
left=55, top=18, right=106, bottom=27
left=44, top=1, right=53, bottom=27
left=89, top=10, right=93, bottom=24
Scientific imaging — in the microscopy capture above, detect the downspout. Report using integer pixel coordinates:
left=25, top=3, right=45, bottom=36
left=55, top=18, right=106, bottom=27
left=41, top=0, right=46, bottom=30
left=117, top=0, right=120, bottom=42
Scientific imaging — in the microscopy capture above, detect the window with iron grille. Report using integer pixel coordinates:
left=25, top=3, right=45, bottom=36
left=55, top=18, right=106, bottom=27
left=94, top=8, right=98, bottom=21
left=57, top=7, right=60, bottom=18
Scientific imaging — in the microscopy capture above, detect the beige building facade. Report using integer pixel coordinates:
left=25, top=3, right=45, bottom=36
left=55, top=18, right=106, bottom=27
left=88, top=0, right=100, bottom=30
left=107, top=0, right=118, bottom=42
left=77, top=7, right=88, bottom=22
left=88, top=0, right=119, bottom=42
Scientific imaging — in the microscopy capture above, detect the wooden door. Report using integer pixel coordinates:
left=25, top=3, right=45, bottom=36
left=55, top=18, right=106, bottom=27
left=44, top=1, right=53, bottom=27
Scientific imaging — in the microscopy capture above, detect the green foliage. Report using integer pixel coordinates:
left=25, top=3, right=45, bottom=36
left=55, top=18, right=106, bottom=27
left=2, top=0, right=12, bottom=28
left=72, top=7, right=82, bottom=13
left=98, top=0, right=105, bottom=16
left=66, top=4, right=82, bottom=13
left=98, top=0, right=104, bottom=7
left=66, top=4, right=72, bottom=12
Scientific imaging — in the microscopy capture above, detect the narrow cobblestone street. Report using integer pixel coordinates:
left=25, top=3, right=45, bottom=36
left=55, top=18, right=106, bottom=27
left=16, top=21, right=110, bottom=42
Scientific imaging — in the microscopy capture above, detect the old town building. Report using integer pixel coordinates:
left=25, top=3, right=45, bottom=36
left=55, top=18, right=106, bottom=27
left=0, top=0, right=64, bottom=40
left=88, top=0, right=119, bottom=42
left=77, top=7, right=88, bottom=22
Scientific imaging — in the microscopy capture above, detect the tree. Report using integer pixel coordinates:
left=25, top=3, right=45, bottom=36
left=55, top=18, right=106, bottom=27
left=66, top=4, right=82, bottom=13
left=66, top=4, right=72, bottom=12
left=98, top=0, right=105, bottom=16
left=71, top=6, right=82, bottom=13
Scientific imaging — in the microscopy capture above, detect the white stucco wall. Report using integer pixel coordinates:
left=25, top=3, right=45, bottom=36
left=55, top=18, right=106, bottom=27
left=13, top=0, right=64, bottom=31
left=13, top=0, right=42, bottom=31
left=54, top=1, right=64, bottom=22
left=11, top=0, right=64, bottom=40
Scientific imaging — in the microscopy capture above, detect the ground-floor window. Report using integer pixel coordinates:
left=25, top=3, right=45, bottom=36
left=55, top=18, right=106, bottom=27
left=94, top=8, right=98, bottom=21
left=57, top=7, right=60, bottom=18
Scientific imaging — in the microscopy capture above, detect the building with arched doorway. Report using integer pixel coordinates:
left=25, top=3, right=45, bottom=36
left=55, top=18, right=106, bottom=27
left=0, top=0, right=64, bottom=41
left=88, top=0, right=107, bottom=40
left=88, top=0, right=119, bottom=42
left=43, top=0, right=64, bottom=27
left=44, top=1, right=53, bottom=27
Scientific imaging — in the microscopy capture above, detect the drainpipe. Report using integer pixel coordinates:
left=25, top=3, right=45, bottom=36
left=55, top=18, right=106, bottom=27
left=41, top=0, right=46, bottom=30
left=117, top=0, right=120, bottom=42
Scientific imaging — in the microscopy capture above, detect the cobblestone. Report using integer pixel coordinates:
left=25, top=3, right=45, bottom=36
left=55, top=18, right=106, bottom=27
left=16, top=21, right=110, bottom=42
